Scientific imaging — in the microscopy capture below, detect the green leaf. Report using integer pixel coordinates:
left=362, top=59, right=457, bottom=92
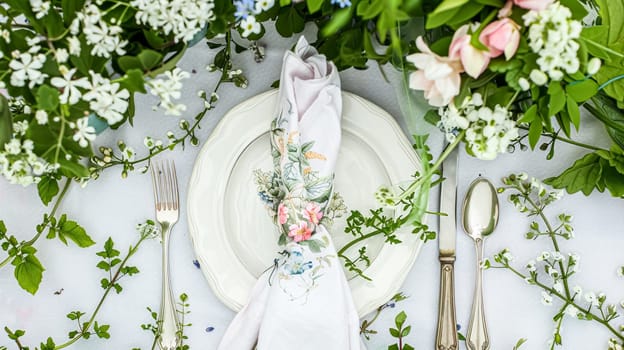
left=357, top=0, right=384, bottom=19
left=388, top=344, right=399, bottom=350
left=401, top=325, right=411, bottom=337
left=37, top=176, right=59, bottom=206
left=389, top=328, right=400, bottom=338
left=58, top=217, right=95, bottom=248
left=117, top=56, right=143, bottom=73
left=566, top=96, right=581, bottom=130
left=58, top=158, right=90, bottom=179
left=62, top=0, right=86, bottom=25
left=426, top=6, right=460, bottom=29
left=559, top=0, right=587, bottom=20
left=602, top=161, right=624, bottom=197
left=547, top=82, right=565, bottom=117
left=431, top=0, right=469, bottom=14
left=518, top=104, right=538, bottom=123
left=528, top=118, right=543, bottom=149
left=566, top=79, right=598, bottom=103
left=545, top=153, right=603, bottom=195
left=513, top=338, right=528, bottom=350
left=395, top=311, right=407, bottom=328
left=320, top=7, right=351, bottom=36
left=585, top=93, right=624, bottom=150
left=306, top=0, right=324, bottom=13
left=0, top=94, right=13, bottom=147
left=14, top=254, right=44, bottom=295
left=137, top=49, right=164, bottom=71
left=118, top=69, right=146, bottom=94
left=276, top=6, right=305, bottom=37
left=595, top=0, right=624, bottom=46
left=36, top=85, right=60, bottom=111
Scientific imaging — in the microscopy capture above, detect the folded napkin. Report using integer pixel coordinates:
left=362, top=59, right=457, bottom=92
left=218, top=37, right=365, bottom=350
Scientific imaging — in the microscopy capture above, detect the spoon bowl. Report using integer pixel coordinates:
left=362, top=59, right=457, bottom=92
left=462, top=177, right=500, bottom=350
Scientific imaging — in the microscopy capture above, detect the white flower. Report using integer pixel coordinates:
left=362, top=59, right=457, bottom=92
left=584, top=292, right=599, bottom=307
left=438, top=93, right=518, bottom=160
left=82, top=72, right=130, bottom=124
left=255, top=0, right=275, bottom=12
left=518, top=77, right=530, bottom=91
left=9, top=52, right=48, bottom=88
left=131, top=0, right=216, bottom=43
left=0, top=29, right=10, bottom=43
left=530, top=69, right=548, bottom=86
left=35, top=110, right=48, bottom=125
left=573, top=285, right=582, bottom=296
left=54, top=48, right=69, bottom=63
left=67, top=36, right=81, bottom=56
left=553, top=281, right=564, bottom=293
left=587, top=57, right=602, bottom=75
left=407, top=37, right=463, bottom=107
left=541, top=291, right=553, bottom=306
left=147, top=68, right=190, bottom=116
left=76, top=4, right=128, bottom=58
left=51, top=67, right=91, bottom=105
left=565, top=304, right=580, bottom=318
left=13, top=121, right=29, bottom=136
left=526, top=260, right=537, bottom=272
left=537, top=251, right=551, bottom=261
left=29, top=0, right=50, bottom=19
left=240, top=15, right=261, bottom=37
left=72, top=117, right=96, bottom=147
left=524, top=2, right=582, bottom=81
left=5, top=139, right=21, bottom=155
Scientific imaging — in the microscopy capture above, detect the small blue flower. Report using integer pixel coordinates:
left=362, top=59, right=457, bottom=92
left=192, top=260, right=200, bottom=269
left=330, top=0, right=352, bottom=8
left=234, top=0, right=256, bottom=19
left=258, top=191, right=273, bottom=205
left=205, top=326, right=215, bottom=333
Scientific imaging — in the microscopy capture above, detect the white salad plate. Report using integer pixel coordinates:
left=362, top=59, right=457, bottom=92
left=187, top=90, right=422, bottom=316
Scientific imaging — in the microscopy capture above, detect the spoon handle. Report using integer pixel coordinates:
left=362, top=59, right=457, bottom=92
left=467, top=238, right=489, bottom=350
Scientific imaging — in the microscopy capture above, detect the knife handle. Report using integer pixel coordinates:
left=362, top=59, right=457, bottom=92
left=436, top=258, right=458, bottom=350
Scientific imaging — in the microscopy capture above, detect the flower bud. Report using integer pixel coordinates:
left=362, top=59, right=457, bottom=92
left=530, top=69, right=548, bottom=86
left=587, top=57, right=602, bottom=75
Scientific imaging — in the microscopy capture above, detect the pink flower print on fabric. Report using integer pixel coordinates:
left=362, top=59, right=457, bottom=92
left=288, top=221, right=313, bottom=242
left=278, top=202, right=289, bottom=225
left=303, top=202, right=323, bottom=225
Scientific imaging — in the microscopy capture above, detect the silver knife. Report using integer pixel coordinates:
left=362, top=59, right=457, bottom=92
left=435, top=146, right=459, bottom=350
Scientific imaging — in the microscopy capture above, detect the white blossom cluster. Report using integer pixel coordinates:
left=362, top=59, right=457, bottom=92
left=83, top=72, right=130, bottom=125
left=146, top=67, right=190, bottom=116
left=234, top=0, right=275, bottom=37
left=9, top=52, right=48, bottom=89
left=0, top=122, right=58, bottom=186
left=70, top=3, right=128, bottom=58
left=131, top=0, right=216, bottom=43
left=438, top=93, right=519, bottom=160
left=29, top=0, right=50, bottom=19
left=523, top=2, right=582, bottom=83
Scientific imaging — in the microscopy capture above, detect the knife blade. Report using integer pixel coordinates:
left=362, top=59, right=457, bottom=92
left=435, top=146, right=459, bottom=350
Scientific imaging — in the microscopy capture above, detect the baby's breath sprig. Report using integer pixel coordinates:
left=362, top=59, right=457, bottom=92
left=489, top=173, right=624, bottom=349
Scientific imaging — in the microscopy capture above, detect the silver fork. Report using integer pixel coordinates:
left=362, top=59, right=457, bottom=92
left=151, top=160, right=181, bottom=350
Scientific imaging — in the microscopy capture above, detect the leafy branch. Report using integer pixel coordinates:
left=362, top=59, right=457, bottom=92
left=0, top=179, right=95, bottom=294
left=3, top=221, right=157, bottom=350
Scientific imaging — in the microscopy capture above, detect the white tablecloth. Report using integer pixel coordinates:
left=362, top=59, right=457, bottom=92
left=1, top=26, right=623, bottom=350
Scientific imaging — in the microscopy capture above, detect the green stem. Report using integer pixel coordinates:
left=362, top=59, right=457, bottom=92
left=54, top=106, right=68, bottom=165
left=518, top=126, right=605, bottom=152
left=397, top=130, right=465, bottom=202
left=54, top=234, right=149, bottom=350
left=504, top=265, right=624, bottom=341
left=337, top=230, right=387, bottom=257
left=0, top=179, right=72, bottom=269
left=524, top=195, right=571, bottom=299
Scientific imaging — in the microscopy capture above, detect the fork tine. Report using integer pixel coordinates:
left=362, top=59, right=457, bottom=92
left=151, top=161, right=160, bottom=210
left=171, top=161, right=179, bottom=210
left=165, top=160, right=173, bottom=210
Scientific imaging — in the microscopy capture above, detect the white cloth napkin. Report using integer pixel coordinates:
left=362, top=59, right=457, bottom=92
left=218, top=37, right=365, bottom=350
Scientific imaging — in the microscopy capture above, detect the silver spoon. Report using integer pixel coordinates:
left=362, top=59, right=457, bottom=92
left=462, top=177, right=499, bottom=350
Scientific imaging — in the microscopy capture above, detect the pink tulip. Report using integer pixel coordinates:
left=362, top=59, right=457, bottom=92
left=449, top=25, right=491, bottom=79
left=513, top=0, right=553, bottom=11
left=480, top=18, right=521, bottom=59
left=407, top=36, right=463, bottom=107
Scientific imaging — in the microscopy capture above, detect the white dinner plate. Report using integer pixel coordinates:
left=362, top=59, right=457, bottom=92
left=187, top=90, right=423, bottom=316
